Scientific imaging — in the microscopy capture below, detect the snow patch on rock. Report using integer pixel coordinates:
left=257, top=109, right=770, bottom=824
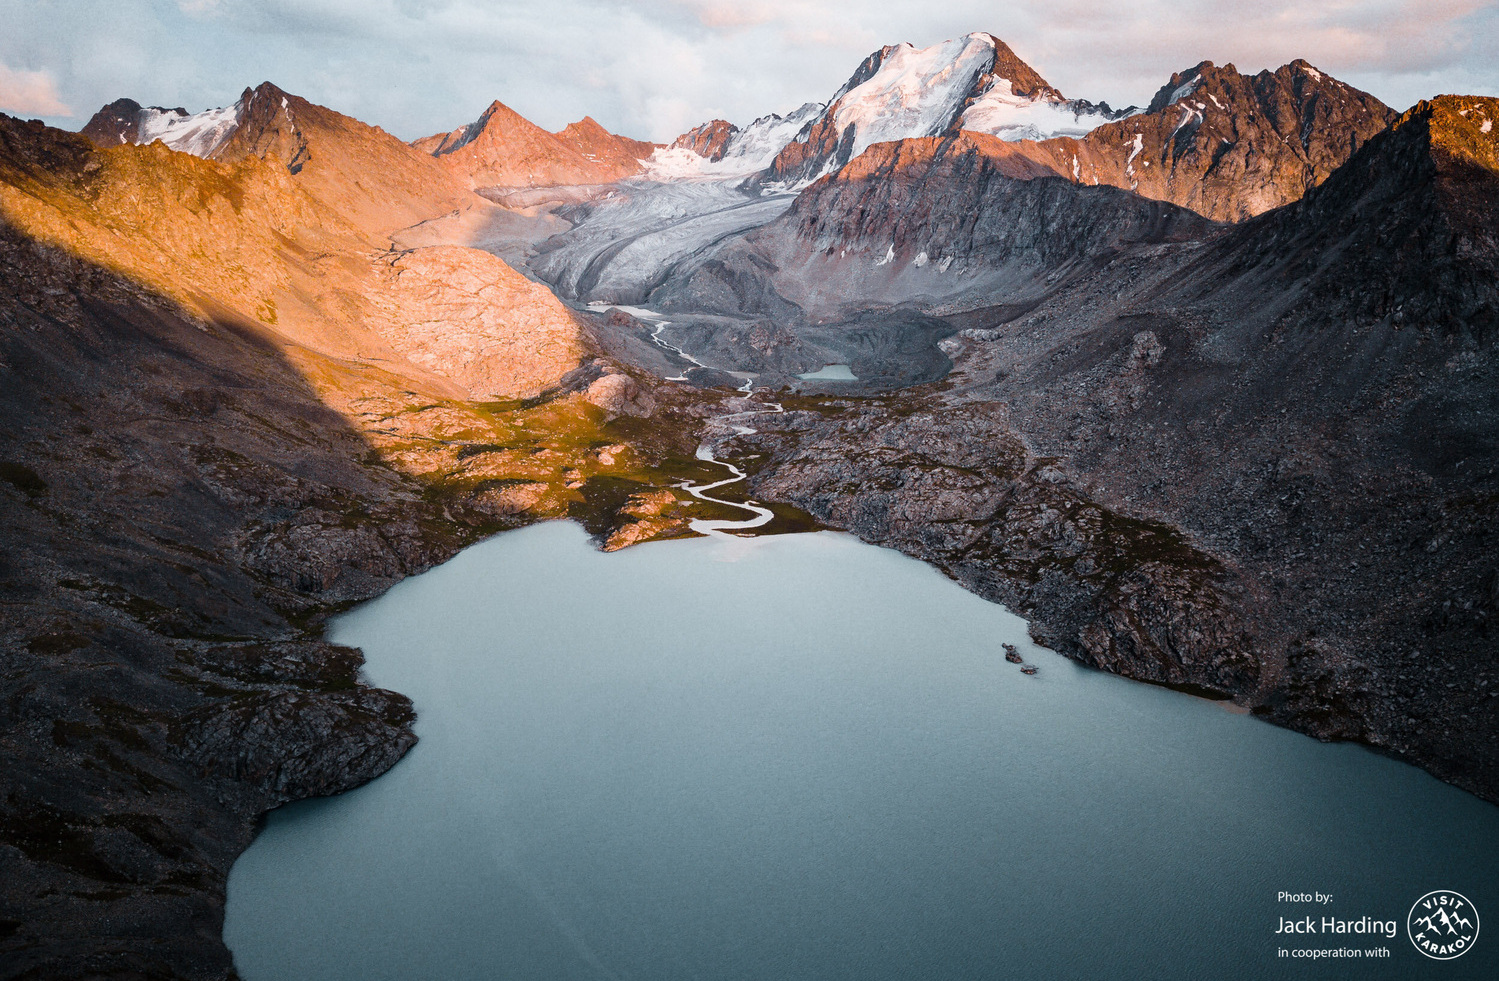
left=136, top=102, right=241, bottom=158
left=961, top=76, right=1115, bottom=141
left=1125, top=133, right=1145, bottom=175
left=1167, top=74, right=1201, bottom=106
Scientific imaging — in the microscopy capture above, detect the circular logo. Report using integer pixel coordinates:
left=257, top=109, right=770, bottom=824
left=1408, top=890, right=1479, bottom=960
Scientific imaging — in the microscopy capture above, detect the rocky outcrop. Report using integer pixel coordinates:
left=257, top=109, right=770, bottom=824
left=742, top=399, right=1261, bottom=694
left=554, top=116, right=658, bottom=174
left=173, top=687, right=418, bottom=800
left=78, top=97, right=151, bottom=146
left=584, top=371, right=657, bottom=419
left=673, top=119, right=738, bottom=161
left=365, top=245, right=587, bottom=400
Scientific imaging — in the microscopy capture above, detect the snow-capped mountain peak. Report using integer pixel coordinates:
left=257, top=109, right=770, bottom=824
left=828, top=34, right=995, bottom=162
left=744, top=32, right=1134, bottom=187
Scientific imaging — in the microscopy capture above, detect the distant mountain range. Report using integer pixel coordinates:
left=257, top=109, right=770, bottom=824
left=80, top=32, right=1391, bottom=223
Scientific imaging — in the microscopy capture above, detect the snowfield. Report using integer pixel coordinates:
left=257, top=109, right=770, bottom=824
left=136, top=103, right=241, bottom=158
left=960, top=80, right=1122, bottom=141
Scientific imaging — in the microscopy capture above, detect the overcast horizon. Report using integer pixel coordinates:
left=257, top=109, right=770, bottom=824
left=2, top=1, right=1496, bottom=143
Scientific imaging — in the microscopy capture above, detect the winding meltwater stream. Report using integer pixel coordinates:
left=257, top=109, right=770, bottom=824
left=583, top=298, right=780, bottom=534
left=677, top=406, right=783, bottom=535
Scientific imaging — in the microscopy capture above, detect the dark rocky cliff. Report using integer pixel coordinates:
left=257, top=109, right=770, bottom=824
left=783, top=132, right=1214, bottom=270
left=726, top=95, right=1499, bottom=802
left=78, top=98, right=153, bottom=147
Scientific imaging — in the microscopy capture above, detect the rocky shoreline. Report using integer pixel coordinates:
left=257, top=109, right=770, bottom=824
left=718, top=377, right=1498, bottom=806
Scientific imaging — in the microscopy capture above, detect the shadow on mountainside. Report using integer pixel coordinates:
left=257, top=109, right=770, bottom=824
left=0, top=214, right=482, bottom=981
left=0, top=174, right=764, bottom=973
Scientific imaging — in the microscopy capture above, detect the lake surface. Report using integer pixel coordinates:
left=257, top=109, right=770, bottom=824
left=796, top=363, right=858, bottom=381
left=225, top=522, right=1499, bottom=979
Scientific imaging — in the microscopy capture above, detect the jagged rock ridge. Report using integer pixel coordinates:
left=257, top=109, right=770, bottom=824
left=412, top=99, right=658, bottom=188
left=80, top=96, right=239, bottom=157
left=79, top=81, right=480, bottom=237
left=1041, top=58, right=1397, bottom=220
left=649, top=34, right=1390, bottom=222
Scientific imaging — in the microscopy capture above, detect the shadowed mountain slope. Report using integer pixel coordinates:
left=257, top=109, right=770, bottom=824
left=0, top=112, right=714, bottom=978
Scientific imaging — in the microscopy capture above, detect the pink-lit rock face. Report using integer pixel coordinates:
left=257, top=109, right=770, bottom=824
left=366, top=245, right=585, bottom=400
left=412, top=99, right=656, bottom=189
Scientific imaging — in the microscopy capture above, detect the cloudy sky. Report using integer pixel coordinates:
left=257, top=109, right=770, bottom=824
left=1, top=1, right=1495, bottom=142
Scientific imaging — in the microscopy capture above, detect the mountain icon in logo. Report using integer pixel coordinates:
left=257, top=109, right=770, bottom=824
left=1408, top=891, right=1479, bottom=960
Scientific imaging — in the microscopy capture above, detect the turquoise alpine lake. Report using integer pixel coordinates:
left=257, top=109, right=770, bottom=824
left=795, top=363, right=858, bottom=381
left=224, top=521, right=1499, bottom=979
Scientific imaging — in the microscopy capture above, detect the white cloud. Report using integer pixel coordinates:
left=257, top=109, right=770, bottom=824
left=0, top=62, right=72, bottom=116
left=0, top=1, right=1494, bottom=139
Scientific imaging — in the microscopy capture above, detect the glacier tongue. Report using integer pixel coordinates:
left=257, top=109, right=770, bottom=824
left=136, top=102, right=240, bottom=158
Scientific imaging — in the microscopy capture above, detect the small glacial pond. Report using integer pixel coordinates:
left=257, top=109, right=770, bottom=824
left=796, top=363, right=858, bottom=381
left=225, top=522, right=1499, bottom=980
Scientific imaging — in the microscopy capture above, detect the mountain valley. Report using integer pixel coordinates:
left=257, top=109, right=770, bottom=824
left=1, top=28, right=1496, bottom=980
